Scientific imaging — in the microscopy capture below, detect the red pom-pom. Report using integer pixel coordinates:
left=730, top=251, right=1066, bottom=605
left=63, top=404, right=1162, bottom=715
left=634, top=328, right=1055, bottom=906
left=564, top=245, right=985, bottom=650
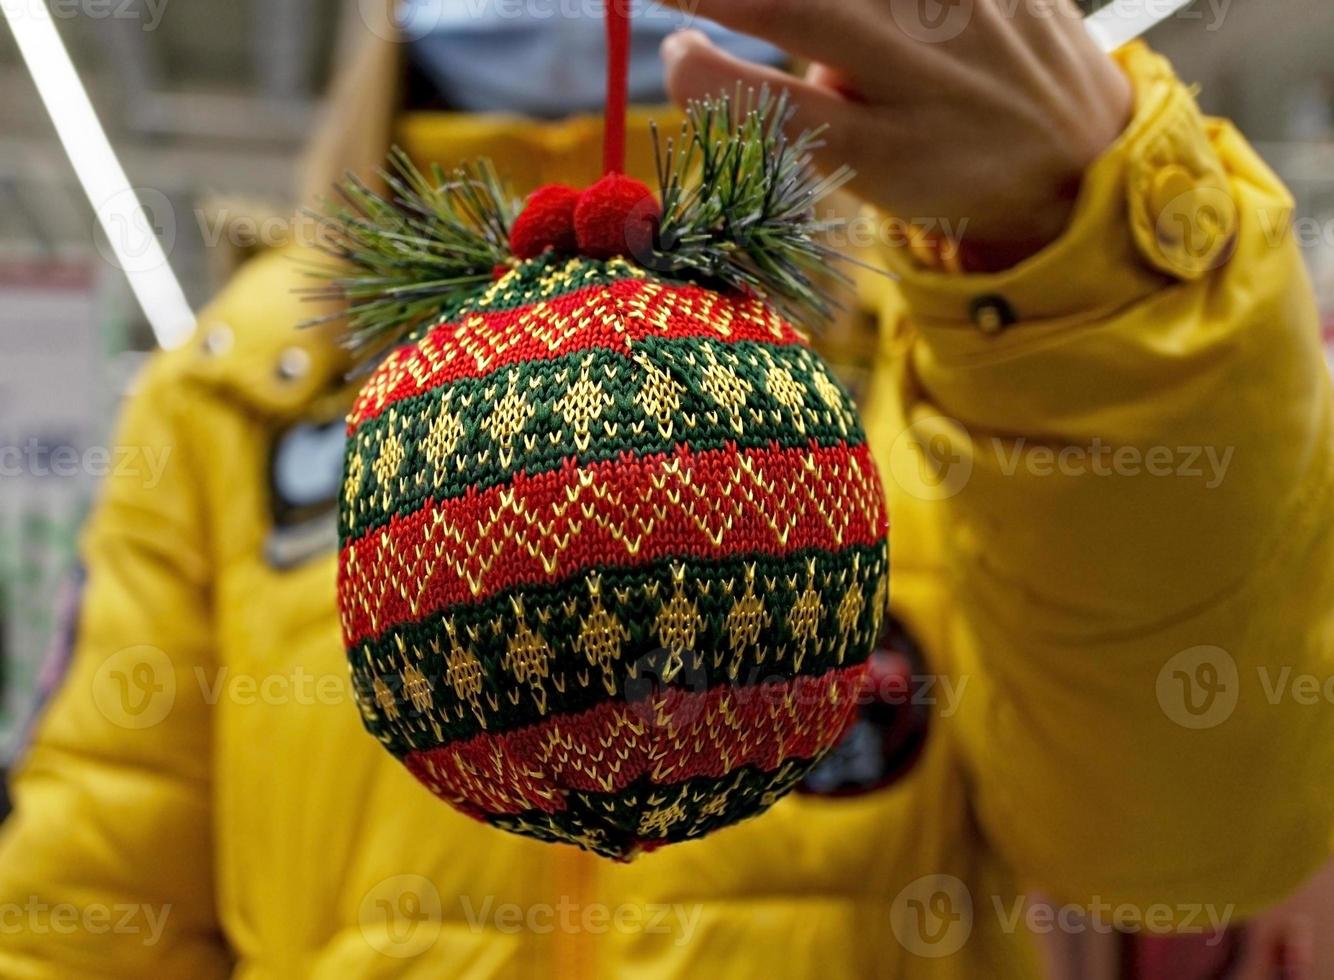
left=509, top=184, right=580, bottom=260
left=574, top=174, right=660, bottom=260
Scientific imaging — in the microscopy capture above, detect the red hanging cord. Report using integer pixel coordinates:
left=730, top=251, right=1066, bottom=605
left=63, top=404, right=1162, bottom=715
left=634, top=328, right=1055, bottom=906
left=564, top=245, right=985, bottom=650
left=602, top=0, right=632, bottom=175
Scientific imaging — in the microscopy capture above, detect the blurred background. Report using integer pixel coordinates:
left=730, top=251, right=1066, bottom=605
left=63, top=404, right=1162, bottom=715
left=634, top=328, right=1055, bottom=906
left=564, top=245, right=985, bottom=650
left=0, top=0, right=1332, bottom=778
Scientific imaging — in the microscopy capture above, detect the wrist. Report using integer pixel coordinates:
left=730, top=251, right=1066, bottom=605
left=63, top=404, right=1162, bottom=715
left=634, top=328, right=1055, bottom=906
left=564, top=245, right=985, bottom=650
left=876, top=44, right=1232, bottom=331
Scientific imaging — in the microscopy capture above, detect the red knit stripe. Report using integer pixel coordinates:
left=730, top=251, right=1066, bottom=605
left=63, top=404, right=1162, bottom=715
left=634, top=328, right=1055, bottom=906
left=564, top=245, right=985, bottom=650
left=348, top=276, right=807, bottom=430
left=402, top=663, right=867, bottom=817
left=338, top=440, right=887, bottom=646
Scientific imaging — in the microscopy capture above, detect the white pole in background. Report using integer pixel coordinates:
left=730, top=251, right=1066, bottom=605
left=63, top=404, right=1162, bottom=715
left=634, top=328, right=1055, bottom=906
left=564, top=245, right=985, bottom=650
left=2, top=0, right=196, bottom=350
left=1084, top=0, right=1196, bottom=52
left=1, top=0, right=1194, bottom=353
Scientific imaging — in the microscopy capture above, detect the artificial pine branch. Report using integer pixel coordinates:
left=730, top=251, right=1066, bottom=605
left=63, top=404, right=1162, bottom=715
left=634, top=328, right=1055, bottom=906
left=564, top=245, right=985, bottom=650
left=301, top=149, right=518, bottom=361
left=651, top=86, right=858, bottom=329
left=304, top=90, right=864, bottom=364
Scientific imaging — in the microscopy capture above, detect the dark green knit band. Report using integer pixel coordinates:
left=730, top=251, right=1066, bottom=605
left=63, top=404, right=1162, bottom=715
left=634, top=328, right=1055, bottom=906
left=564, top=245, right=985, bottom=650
left=341, top=337, right=866, bottom=541
left=351, top=543, right=888, bottom=756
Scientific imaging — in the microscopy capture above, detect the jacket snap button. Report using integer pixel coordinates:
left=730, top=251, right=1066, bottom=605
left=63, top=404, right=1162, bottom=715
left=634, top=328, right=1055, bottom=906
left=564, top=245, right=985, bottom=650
left=1150, top=165, right=1197, bottom=244
left=201, top=323, right=234, bottom=356
left=969, top=295, right=1016, bottom=335
left=277, top=346, right=312, bottom=382
left=1146, top=164, right=1237, bottom=278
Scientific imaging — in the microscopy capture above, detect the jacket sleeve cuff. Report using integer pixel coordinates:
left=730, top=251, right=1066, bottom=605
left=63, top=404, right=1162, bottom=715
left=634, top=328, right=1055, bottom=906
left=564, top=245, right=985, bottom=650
left=876, top=42, right=1239, bottom=347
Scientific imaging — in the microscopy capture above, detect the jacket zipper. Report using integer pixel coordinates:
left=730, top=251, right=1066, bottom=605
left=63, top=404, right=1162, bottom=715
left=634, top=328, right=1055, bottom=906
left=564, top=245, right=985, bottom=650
left=550, top=846, right=598, bottom=980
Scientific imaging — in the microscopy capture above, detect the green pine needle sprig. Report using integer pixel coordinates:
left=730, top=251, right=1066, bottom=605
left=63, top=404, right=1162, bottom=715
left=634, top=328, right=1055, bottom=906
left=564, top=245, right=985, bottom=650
left=300, top=148, right=518, bottom=362
left=304, top=89, right=867, bottom=364
left=651, top=86, right=860, bottom=329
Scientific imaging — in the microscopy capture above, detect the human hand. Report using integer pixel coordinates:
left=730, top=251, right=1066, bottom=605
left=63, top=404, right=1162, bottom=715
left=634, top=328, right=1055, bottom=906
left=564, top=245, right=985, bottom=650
left=660, top=0, right=1134, bottom=266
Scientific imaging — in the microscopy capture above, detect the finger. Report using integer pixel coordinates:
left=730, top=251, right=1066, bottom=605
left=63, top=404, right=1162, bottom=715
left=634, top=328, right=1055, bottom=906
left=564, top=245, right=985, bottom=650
left=1009, top=0, right=1085, bottom=35
left=660, top=0, right=881, bottom=78
left=1231, top=918, right=1315, bottom=980
left=661, top=30, right=868, bottom=165
left=1002, top=0, right=1106, bottom=78
left=805, top=63, right=866, bottom=104
left=1276, top=917, right=1315, bottom=980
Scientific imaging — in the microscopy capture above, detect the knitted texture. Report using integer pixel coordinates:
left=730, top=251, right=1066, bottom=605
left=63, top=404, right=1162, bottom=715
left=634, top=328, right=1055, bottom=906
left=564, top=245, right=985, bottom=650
left=338, top=253, right=890, bottom=859
left=508, top=184, right=580, bottom=260
left=573, top=174, right=659, bottom=260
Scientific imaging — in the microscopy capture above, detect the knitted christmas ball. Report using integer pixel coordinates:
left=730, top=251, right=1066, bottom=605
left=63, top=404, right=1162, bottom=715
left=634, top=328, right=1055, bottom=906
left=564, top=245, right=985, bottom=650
left=321, top=93, right=890, bottom=859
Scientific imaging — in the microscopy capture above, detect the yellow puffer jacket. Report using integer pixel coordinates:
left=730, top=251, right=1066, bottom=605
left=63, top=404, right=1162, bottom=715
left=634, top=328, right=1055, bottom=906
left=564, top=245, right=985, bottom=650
left=1, top=44, right=1331, bottom=979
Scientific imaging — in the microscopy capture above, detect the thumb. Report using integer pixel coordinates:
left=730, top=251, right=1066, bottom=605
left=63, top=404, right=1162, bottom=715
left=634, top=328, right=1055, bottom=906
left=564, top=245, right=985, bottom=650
left=660, top=30, right=862, bottom=165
